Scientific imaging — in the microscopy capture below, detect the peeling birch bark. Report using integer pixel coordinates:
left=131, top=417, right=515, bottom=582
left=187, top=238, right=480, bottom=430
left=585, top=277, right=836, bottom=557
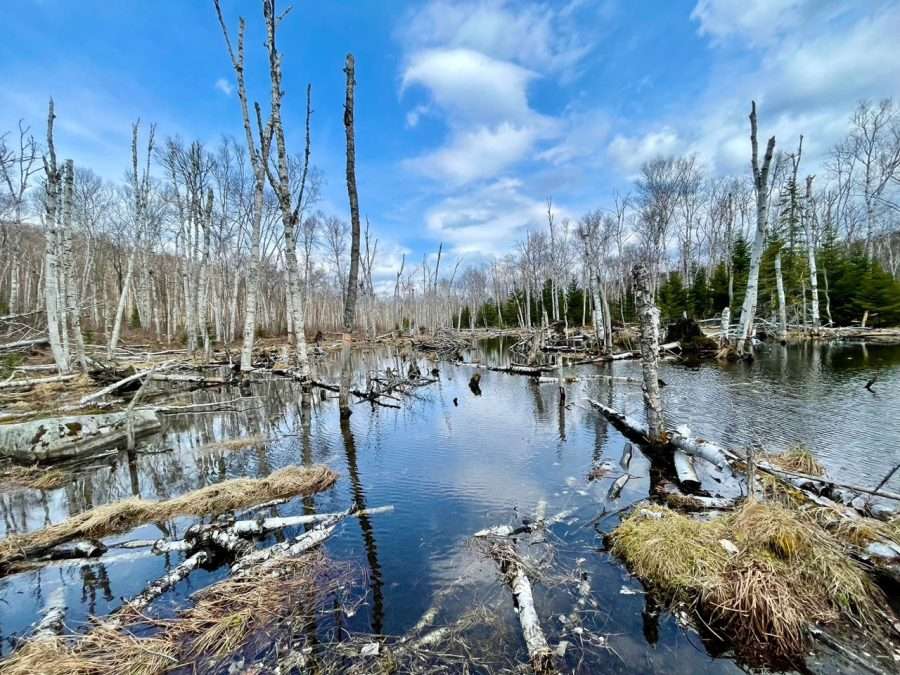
left=117, top=550, right=208, bottom=616
left=737, top=101, right=776, bottom=353
left=489, top=543, right=555, bottom=674
left=632, top=264, right=663, bottom=444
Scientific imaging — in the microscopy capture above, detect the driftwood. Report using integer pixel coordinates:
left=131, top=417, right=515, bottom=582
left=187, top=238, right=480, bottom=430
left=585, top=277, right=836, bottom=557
left=488, top=542, right=555, bottom=674
left=0, top=410, right=161, bottom=462
left=116, top=550, right=209, bottom=617
left=0, top=337, right=50, bottom=353
left=0, top=374, right=78, bottom=390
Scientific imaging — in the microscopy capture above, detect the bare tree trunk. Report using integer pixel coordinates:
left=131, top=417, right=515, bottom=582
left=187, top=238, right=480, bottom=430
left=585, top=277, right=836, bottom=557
left=737, top=101, right=776, bottom=354
left=61, top=160, right=87, bottom=371
left=214, top=1, right=274, bottom=374
left=719, top=306, right=730, bottom=349
left=108, top=250, right=135, bottom=358
left=42, top=99, right=69, bottom=374
left=804, top=176, right=820, bottom=330
left=342, top=53, right=361, bottom=332
left=632, top=263, right=663, bottom=444
left=774, top=251, right=787, bottom=340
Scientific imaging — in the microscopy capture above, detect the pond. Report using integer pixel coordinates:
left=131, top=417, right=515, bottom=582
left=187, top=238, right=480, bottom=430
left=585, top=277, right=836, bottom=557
left=1, top=339, right=898, bottom=672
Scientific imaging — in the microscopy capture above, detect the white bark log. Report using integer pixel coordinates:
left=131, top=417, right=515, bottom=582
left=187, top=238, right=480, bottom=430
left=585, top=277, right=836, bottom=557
left=119, top=550, right=208, bottom=615
left=0, top=410, right=161, bottom=462
left=230, top=505, right=393, bottom=535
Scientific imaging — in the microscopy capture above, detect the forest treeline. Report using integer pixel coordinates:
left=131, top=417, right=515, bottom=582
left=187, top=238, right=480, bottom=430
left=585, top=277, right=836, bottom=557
left=2, top=0, right=900, bottom=371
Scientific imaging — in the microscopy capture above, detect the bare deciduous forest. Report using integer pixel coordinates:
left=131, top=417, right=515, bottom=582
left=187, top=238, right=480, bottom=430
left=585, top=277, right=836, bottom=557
left=1, top=1, right=899, bottom=674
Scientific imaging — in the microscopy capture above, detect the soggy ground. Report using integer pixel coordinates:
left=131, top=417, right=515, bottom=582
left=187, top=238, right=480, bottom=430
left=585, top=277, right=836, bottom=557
left=1, top=338, right=898, bottom=672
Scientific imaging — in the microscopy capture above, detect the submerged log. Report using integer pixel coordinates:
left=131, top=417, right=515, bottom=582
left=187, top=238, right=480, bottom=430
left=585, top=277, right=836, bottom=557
left=672, top=451, right=701, bottom=492
left=0, top=411, right=161, bottom=462
left=489, top=542, right=555, bottom=674
left=117, top=550, right=209, bottom=617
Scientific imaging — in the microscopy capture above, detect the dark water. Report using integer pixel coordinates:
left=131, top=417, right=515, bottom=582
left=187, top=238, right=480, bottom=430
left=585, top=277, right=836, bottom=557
left=1, top=339, right=898, bottom=672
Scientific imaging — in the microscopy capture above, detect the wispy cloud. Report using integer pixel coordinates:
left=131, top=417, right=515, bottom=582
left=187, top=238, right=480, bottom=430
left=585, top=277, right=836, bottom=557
left=214, top=77, right=233, bottom=96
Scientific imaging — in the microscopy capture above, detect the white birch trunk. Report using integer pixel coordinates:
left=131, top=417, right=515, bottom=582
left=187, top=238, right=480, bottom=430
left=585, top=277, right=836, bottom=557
left=775, top=252, right=787, bottom=340
left=737, top=102, right=775, bottom=353
left=108, top=250, right=135, bottom=359
left=632, top=263, right=664, bottom=444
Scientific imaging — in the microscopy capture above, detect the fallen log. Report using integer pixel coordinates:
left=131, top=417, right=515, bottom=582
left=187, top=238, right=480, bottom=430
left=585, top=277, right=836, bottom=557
left=0, top=337, right=50, bottom=353
left=672, top=451, right=701, bottom=492
left=115, top=550, right=209, bottom=617
left=0, top=374, right=78, bottom=390
left=32, top=589, right=66, bottom=640
left=488, top=542, right=555, bottom=674
left=0, top=410, right=161, bottom=462
left=230, top=505, right=393, bottom=536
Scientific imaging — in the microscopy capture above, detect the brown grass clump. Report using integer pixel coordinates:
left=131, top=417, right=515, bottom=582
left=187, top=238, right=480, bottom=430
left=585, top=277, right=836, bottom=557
left=764, top=446, right=824, bottom=476
left=0, top=464, right=71, bottom=491
left=611, top=500, right=883, bottom=662
left=0, top=552, right=343, bottom=675
left=0, top=464, right=337, bottom=573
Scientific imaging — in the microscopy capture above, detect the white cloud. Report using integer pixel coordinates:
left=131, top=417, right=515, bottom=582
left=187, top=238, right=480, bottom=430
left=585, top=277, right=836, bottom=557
left=214, top=78, right=233, bottom=96
left=424, top=178, right=567, bottom=256
left=402, top=48, right=538, bottom=125
left=401, top=0, right=590, bottom=76
left=607, top=128, right=682, bottom=174
left=406, top=122, right=542, bottom=185
left=690, top=0, right=846, bottom=46
left=406, top=104, right=430, bottom=128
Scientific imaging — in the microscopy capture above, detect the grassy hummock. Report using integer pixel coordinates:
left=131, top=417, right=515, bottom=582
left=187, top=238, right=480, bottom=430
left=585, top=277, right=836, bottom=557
left=611, top=500, right=885, bottom=662
left=0, top=464, right=338, bottom=573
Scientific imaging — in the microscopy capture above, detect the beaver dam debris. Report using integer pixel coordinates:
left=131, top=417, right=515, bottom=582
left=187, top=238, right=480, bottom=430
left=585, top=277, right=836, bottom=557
left=0, top=464, right=337, bottom=576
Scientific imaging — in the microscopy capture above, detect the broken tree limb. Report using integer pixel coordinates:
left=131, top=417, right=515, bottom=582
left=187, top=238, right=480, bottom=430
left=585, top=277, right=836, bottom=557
left=0, top=374, right=78, bottom=390
left=669, top=425, right=729, bottom=468
left=79, top=362, right=173, bottom=405
left=585, top=399, right=649, bottom=444
left=116, top=550, right=209, bottom=617
left=672, top=451, right=701, bottom=492
left=489, top=542, right=555, bottom=674
left=230, top=505, right=393, bottom=536
left=32, top=588, right=67, bottom=640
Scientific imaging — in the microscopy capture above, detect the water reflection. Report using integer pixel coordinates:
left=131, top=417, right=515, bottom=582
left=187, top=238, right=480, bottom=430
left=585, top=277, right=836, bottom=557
left=0, top=340, right=897, bottom=673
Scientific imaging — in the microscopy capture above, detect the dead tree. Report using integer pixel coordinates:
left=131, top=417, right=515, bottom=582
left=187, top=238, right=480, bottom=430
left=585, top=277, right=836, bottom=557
left=342, top=53, right=361, bottom=333
left=42, top=99, right=68, bottom=373
left=262, top=0, right=310, bottom=376
left=214, top=0, right=274, bottom=373
left=632, top=263, right=663, bottom=444
left=737, top=101, right=776, bottom=354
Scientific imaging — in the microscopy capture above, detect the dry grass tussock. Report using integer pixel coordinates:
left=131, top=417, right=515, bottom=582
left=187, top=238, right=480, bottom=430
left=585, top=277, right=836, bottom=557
left=611, top=500, right=884, bottom=660
left=0, top=464, right=337, bottom=571
left=0, top=551, right=347, bottom=675
left=0, top=463, right=71, bottom=491
left=763, top=446, right=824, bottom=476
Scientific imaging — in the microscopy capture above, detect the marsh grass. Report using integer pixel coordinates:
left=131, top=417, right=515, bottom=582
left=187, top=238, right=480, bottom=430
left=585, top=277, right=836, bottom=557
left=0, top=464, right=337, bottom=572
left=611, top=501, right=884, bottom=661
left=0, top=551, right=347, bottom=675
left=764, top=445, right=825, bottom=476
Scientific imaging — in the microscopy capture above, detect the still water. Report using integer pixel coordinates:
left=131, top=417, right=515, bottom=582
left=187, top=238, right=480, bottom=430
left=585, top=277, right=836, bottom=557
left=1, top=339, right=898, bottom=672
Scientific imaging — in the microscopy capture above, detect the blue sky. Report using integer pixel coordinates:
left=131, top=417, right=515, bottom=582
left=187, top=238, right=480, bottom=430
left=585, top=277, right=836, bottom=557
left=3, top=0, right=899, bottom=279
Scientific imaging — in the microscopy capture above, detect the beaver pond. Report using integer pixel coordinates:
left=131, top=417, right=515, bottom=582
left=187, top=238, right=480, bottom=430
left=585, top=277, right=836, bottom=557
left=1, top=339, right=899, bottom=673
